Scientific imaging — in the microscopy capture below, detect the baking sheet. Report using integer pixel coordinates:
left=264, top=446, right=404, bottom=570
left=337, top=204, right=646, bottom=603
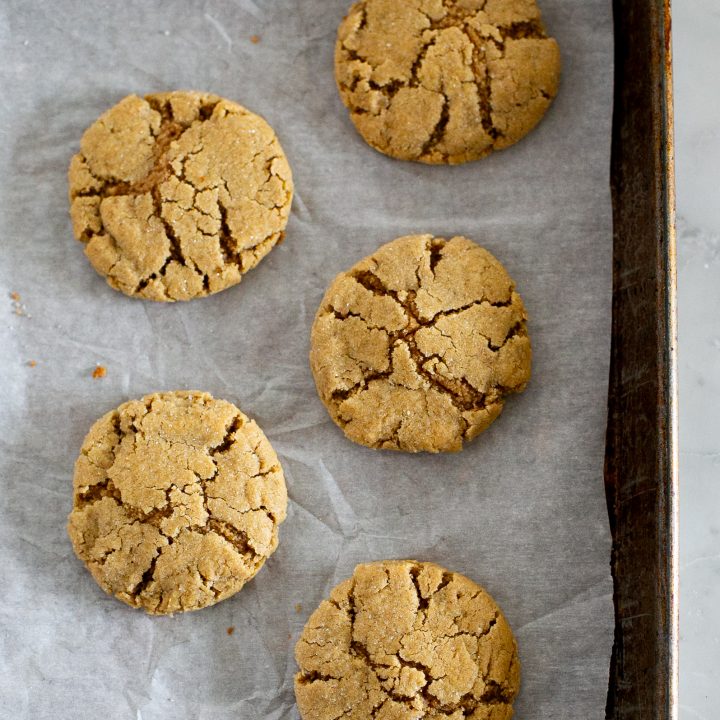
left=0, top=1, right=614, bottom=717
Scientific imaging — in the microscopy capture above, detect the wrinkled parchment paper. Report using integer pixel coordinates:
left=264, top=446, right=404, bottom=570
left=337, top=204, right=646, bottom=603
left=0, top=1, right=614, bottom=717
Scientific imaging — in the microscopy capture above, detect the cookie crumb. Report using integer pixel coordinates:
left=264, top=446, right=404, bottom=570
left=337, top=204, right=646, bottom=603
left=92, top=365, right=107, bottom=379
left=295, top=603, right=302, bottom=614
left=9, top=292, right=31, bottom=317
left=250, top=34, right=261, bottom=44
left=28, top=360, right=37, bottom=368
left=226, top=626, right=235, bottom=636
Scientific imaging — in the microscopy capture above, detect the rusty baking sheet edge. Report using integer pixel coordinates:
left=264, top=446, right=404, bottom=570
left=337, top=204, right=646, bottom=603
left=605, top=0, right=678, bottom=718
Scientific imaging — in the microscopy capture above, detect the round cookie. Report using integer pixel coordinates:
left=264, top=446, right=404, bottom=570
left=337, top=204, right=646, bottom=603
left=335, top=0, right=561, bottom=164
left=67, top=391, right=287, bottom=614
left=295, top=560, right=521, bottom=719
left=310, top=234, right=531, bottom=453
left=68, top=91, right=293, bottom=301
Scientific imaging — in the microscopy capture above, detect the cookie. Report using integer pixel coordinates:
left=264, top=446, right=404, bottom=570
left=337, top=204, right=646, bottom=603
left=295, top=560, right=521, bottom=719
left=67, top=391, right=287, bottom=614
left=335, top=0, right=561, bottom=164
left=310, top=234, right=531, bottom=453
left=68, top=91, right=293, bottom=301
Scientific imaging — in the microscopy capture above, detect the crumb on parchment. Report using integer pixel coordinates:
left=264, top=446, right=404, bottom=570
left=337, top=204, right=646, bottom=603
left=226, top=626, right=235, bottom=636
left=28, top=360, right=37, bottom=368
left=92, top=365, right=106, bottom=379
left=295, top=603, right=302, bottom=614
left=250, top=34, right=261, bottom=44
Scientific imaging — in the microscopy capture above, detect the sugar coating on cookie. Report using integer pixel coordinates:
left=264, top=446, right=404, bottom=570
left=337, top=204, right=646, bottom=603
left=68, top=91, right=293, bottom=301
left=335, top=0, right=561, bottom=164
left=310, top=235, right=531, bottom=453
left=67, top=391, right=287, bottom=614
left=295, top=560, right=521, bottom=719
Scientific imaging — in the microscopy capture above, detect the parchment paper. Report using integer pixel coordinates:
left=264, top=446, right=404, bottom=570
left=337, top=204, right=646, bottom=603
left=0, top=1, right=614, bottom=717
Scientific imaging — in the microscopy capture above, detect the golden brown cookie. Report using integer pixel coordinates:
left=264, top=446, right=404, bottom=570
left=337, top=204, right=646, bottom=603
left=335, top=0, right=561, bottom=164
left=310, top=234, right=531, bottom=453
left=68, top=91, right=293, bottom=301
left=295, top=560, right=521, bottom=719
left=67, top=391, right=287, bottom=614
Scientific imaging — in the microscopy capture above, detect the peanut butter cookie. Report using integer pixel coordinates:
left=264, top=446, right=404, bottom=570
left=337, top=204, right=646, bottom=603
left=295, top=560, right=521, bottom=719
left=335, top=0, right=561, bottom=164
left=310, top=235, right=531, bottom=453
left=68, top=91, right=293, bottom=301
left=67, top=391, right=287, bottom=614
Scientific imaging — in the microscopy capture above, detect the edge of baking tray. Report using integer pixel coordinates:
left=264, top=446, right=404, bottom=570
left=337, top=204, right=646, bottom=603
left=665, top=1, right=679, bottom=715
left=605, top=0, right=678, bottom=718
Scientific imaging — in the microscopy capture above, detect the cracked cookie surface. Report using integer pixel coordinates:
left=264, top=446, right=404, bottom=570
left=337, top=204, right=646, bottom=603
left=67, top=391, right=287, bottom=614
left=295, top=560, right=520, bottom=720
left=335, top=0, right=561, bottom=164
left=68, top=91, right=293, bottom=301
left=310, top=234, right=531, bottom=453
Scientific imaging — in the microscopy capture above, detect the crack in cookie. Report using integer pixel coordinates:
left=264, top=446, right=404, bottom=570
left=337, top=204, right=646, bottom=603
left=68, top=91, right=293, bottom=301
left=310, top=234, right=531, bottom=453
left=334, top=0, right=561, bottom=164
left=67, top=391, right=288, bottom=614
left=295, top=560, right=521, bottom=719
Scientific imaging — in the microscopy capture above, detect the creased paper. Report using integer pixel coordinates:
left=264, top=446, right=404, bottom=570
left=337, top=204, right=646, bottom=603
left=0, top=1, right=614, bottom=717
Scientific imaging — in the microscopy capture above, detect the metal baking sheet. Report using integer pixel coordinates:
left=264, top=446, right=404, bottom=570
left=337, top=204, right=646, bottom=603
left=0, top=1, right=616, bottom=717
left=605, top=0, right=678, bottom=718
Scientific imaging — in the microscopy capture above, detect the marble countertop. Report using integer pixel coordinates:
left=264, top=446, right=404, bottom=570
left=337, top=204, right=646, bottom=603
left=675, top=1, right=720, bottom=717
